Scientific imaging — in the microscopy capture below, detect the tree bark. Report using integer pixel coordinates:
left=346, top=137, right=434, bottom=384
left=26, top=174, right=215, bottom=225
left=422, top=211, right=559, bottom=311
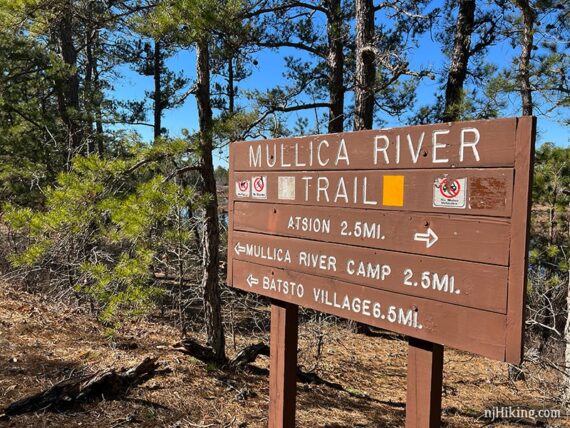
left=442, top=0, right=476, bottom=123
left=154, top=38, right=163, bottom=140
left=85, top=12, right=103, bottom=157
left=515, top=0, right=535, bottom=116
left=85, top=27, right=95, bottom=155
left=84, top=2, right=104, bottom=158
left=196, top=38, right=226, bottom=363
left=325, top=0, right=345, bottom=133
left=90, top=23, right=104, bottom=157
left=353, top=0, right=375, bottom=130
left=230, top=342, right=270, bottom=368
left=228, top=57, right=235, bottom=114
left=55, top=1, right=83, bottom=164
left=564, top=263, right=570, bottom=405
left=509, top=3, right=535, bottom=374
left=95, top=100, right=104, bottom=157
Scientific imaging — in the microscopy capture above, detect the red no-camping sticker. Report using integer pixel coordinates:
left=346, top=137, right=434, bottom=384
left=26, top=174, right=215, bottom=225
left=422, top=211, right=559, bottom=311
left=439, top=178, right=461, bottom=199
left=253, top=176, right=265, bottom=192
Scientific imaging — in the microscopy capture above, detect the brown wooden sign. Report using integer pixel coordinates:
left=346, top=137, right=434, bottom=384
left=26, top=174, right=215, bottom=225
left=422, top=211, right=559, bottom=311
left=232, top=117, right=518, bottom=171
left=233, top=260, right=507, bottom=359
left=227, top=117, right=535, bottom=427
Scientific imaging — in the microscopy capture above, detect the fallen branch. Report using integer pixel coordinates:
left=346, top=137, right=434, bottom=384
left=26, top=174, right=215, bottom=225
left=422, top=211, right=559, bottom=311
left=171, top=338, right=217, bottom=364
left=1, top=357, right=159, bottom=418
left=296, top=368, right=343, bottom=390
left=170, top=339, right=269, bottom=369
left=169, top=339, right=347, bottom=396
left=229, top=342, right=269, bottom=368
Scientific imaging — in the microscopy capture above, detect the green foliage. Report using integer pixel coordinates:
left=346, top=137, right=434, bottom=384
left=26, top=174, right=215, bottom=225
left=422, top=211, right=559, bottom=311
left=4, top=136, right=202, bottom=325
left=0, top=30, right=69, bottom=205
left=151, top=0, right=248, bottom=43
left=0, top=0, right=136, bottom=205
left=488, top=1, right=569, bottom=120
left=530, top=143, right=569, bottom=270
left=527, top=143, right=569, bottom=343
left=533, top=143, right=570, bottom=207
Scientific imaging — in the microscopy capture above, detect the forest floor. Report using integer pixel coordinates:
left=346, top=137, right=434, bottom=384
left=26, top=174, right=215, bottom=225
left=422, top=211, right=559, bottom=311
left=0, top=283, right=567, bottom=428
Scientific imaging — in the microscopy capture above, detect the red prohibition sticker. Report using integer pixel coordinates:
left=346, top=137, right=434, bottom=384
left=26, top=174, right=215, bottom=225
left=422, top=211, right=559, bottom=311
left=252, top=176, right=268, bottom=199
left=433, top=177, right=467, bottom=209
left=439, top=178, right=461, bottom=199
left=235, top=179, right=250, bottom=198
left=253, top=176, right=265, bottom=192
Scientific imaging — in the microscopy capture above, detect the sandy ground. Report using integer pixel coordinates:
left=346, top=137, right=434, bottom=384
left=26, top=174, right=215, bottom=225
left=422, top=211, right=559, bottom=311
left=0, top=283, right=566, bottom=427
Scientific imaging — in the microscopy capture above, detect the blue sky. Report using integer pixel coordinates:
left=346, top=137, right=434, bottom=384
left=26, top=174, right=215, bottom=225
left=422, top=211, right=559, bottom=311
left=111, top=7, right=569, bottom=167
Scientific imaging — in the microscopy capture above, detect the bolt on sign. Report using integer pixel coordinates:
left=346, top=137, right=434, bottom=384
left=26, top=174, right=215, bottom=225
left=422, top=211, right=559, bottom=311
left=227, top=117, right=535, bottom=427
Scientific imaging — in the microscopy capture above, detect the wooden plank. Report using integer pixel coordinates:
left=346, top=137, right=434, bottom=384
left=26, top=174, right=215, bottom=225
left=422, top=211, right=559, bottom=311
left=505, top=116, right=535, bottom=364
left=232, top=169, right=514, bottom=217
left=268, top=301, right=298, bottom=428
left=233, top=117, right=517, bottom=171
left=406, top=338, right=444, bottom=428
left=234, top=202, right=511, bottom=265
left=232, top=231, right=508, bottom=313
left=232, top=260, right=507, bottom=361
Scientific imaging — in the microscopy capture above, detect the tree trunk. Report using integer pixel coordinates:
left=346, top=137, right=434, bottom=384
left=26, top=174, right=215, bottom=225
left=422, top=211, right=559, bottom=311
left=196, top=38, right=226, bottom=363
left=442, top=0, right=475, bottom=123
left=507, top=1, right=536, bottom=378
left=228, top=57, right=235, bottom=114
left=84, top=11, right=103, bottom=157
left=91, top=26, right=104, bottom=157
left=515, top=0, right=535, bottom=116
left=95, top=105, right=104, bottom=157
left=56, top=2, right=83, bottom=165
left=85, top=12, right=104, bottom=158
left=154, top=38, right=163, bottom=141
left=564, top=268, right=570, bottom=407
left=85, top=28, right=95, bottom=155
left=325, top=0, right=345, bottom=133
left=353, top=0, right=375, bottom=131
left=566, top=206, right=570, bottom=406
left=351, top=0, right=376, bottom=335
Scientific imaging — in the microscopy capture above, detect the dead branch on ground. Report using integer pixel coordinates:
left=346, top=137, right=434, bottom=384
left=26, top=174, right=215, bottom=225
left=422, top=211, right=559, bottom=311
left=1, top=357, right=160, bottom=418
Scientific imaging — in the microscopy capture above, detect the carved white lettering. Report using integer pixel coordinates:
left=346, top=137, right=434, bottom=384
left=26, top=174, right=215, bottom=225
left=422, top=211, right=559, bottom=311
left=249, top=145, right=261, bottom=168
left=460, top=128, right=481, bottom=162
left=336, top=139, right=350, bottom=166
left=432, top=130, right=450, bottom=164
left=317, top=140, right=329, bottom=166
left=374, top=136, right=390, bottom=165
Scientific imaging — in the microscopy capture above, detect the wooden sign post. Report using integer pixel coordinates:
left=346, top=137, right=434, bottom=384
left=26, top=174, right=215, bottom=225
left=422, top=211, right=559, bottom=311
left=268, top=301, right=298, bottom=427
left=227, top=117, right=535, bottom=427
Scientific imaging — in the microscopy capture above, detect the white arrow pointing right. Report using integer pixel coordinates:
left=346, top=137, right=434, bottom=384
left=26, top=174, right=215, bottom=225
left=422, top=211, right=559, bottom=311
left=414, top=228, right=439, bottom=248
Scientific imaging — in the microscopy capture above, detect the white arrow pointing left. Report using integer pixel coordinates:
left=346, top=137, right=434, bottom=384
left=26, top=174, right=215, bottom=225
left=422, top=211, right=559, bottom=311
left=234, top=242, right=245, bottom=255
left=247, top=274, right=259, bottom=287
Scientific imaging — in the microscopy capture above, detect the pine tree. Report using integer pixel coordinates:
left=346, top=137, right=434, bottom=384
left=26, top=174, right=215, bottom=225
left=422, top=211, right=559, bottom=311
left=490, top=1, right=569, bottom=122
left=354, top=0, right=434, bottom=129
left=414, top=0, right=505, bottom=123
left=250, top=0, right=352, bottom=133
